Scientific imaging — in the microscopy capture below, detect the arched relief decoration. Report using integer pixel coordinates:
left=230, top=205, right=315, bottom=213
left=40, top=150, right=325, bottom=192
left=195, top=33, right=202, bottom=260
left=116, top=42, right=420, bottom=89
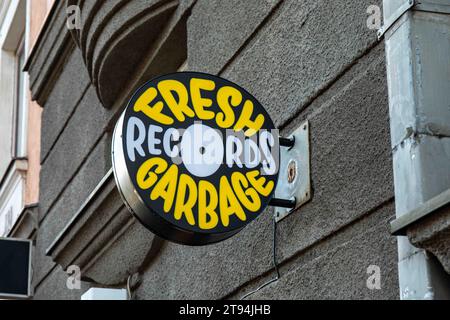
left=66, top=0, right=189, bottom=108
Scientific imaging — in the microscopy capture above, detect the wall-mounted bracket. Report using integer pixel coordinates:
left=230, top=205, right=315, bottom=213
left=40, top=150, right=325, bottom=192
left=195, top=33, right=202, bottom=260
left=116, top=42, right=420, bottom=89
left=379, top=0, right=450, bottom=40
left=378, top=0, right=415, bottom=40
left=272, top=121, right=311, bottom=223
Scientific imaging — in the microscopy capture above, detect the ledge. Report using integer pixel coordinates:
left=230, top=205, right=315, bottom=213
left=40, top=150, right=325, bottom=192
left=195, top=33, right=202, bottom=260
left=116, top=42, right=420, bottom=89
left=390, top=188, right=450, bottom=236
left=390, top=188, right=450, bottom=273
left=25, top=0, right=74, bottom=106
left=8, top=204, right=38, bottom=240
left=46, top=169, right=159, bottom=285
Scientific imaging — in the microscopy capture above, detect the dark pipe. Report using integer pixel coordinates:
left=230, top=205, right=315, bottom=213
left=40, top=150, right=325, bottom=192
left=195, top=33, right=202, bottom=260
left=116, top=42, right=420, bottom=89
left=279, top=136, right=295, bottom=149
left=269, top=198, right=296, bottom=209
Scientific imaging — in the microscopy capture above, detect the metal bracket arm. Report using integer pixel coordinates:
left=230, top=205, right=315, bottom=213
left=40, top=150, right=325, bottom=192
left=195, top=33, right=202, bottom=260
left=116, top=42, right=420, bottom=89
left=271, top=121, right=311, bottom=223
left=378, top=0, right=415, bottom=40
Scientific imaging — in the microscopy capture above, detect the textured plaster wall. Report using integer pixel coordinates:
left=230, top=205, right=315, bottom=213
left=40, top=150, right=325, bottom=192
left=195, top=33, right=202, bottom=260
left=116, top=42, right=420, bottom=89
left=29, top=0, right=399, bottom=300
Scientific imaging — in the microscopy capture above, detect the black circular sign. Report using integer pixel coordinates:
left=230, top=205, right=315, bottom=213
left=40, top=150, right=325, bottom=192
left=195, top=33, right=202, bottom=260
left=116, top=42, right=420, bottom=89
left=112, top=72, right=280, bottom=245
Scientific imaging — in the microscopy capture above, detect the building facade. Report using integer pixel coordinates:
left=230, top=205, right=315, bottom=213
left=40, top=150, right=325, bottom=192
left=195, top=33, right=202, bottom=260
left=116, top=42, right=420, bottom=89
left=0, top=0, right=52, bottom=240
left=23, top=0, right=450, bottom=300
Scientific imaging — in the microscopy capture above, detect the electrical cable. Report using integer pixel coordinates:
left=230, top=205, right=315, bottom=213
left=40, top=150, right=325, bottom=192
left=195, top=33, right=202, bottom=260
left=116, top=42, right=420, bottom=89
left=240, top=216, right=280, bottom=300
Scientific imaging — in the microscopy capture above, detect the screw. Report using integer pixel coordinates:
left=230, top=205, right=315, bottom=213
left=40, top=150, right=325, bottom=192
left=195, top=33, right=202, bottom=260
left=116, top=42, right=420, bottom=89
left=287, top=160, right=297, bottom=183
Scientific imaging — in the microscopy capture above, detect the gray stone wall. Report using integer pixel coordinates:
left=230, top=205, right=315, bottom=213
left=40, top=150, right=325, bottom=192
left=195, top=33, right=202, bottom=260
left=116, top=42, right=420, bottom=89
left=27, top=0, right=399, bottom=300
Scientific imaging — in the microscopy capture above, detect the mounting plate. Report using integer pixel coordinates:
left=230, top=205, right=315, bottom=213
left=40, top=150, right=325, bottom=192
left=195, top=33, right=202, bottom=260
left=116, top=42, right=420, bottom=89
left=274, top=121, right=311, bottom=222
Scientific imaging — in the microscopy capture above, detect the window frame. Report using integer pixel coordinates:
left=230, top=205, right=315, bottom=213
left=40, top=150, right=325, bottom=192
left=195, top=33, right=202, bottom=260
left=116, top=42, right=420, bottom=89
left=12, top=34, right=27, bottom=159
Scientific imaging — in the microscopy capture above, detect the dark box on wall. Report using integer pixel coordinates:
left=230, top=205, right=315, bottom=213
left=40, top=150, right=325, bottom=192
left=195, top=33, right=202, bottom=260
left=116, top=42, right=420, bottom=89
left=0, top=238, right=32, bottom=299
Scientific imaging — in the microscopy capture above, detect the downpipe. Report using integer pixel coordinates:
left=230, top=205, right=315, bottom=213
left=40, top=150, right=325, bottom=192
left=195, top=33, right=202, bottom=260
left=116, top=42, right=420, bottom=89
left=382, top=0, right=450, bottom=300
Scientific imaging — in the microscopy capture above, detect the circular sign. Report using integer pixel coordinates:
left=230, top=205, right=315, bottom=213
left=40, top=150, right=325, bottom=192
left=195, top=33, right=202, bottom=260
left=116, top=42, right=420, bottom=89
left=112, top=72, right=280, bottom=245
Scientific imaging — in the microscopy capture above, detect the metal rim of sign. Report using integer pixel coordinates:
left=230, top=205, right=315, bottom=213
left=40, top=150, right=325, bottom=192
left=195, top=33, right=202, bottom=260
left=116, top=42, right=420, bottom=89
left=112, top=72, right=280, bottom=246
